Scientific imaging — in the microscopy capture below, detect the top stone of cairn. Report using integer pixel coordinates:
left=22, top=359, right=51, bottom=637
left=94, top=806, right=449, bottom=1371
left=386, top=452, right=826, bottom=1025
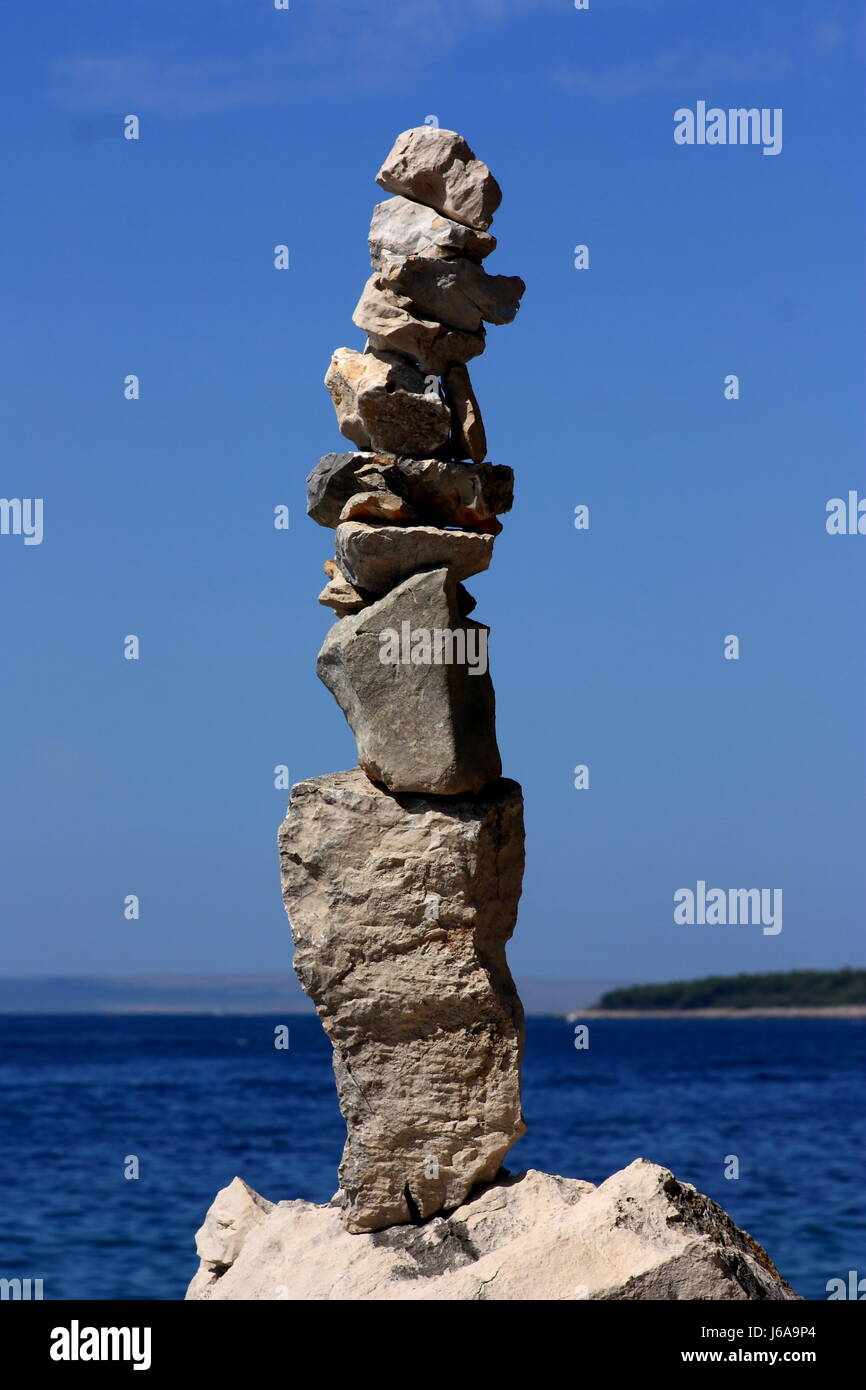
left=376, top=128, right=503, bottom=232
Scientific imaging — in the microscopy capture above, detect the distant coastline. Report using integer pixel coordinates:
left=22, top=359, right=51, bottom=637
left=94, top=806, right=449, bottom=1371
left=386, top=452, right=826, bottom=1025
left=570, top=1005, right=866, bottom=1019
left=581, top=968, right=866, bottom=1018
left=0, top=973, right=624, bottom=1017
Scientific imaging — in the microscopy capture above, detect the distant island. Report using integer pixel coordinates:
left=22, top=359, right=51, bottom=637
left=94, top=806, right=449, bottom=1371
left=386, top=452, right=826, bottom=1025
left=581, top=969, right=866, bottom=1016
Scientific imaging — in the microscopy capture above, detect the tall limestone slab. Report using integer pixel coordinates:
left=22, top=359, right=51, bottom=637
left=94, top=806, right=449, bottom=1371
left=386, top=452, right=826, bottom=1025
left=278, top=769, right=525, bottom=1233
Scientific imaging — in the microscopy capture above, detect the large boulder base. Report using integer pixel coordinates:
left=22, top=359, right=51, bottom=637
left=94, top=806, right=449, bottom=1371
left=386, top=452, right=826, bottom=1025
left=187, top=1160, right=801, bottom=1301
left=278, top=768, right=526, bottom=1233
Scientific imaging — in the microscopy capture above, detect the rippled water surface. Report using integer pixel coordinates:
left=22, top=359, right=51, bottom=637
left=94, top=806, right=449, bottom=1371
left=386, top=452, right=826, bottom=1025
left=1, top=1015, right=862, bottom=1300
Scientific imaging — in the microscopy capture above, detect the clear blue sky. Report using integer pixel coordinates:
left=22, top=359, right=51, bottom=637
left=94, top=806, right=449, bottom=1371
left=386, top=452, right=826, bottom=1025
left=1, top=0, right=863, bottom=983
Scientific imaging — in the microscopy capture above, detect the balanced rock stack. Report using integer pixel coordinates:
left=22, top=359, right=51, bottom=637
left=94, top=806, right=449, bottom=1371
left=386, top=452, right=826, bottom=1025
left=186, top=132, right=803, bottom=1303
left=280, top=128, right=527, bottom=1234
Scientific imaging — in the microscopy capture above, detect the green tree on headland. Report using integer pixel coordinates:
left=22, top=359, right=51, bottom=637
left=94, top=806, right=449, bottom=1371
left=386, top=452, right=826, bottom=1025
left=597, top=969, right=866, bottom=1011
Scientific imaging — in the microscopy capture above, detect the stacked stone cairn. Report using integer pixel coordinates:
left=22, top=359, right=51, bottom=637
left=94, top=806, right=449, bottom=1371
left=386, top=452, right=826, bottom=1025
left=279, top=128, right=527, bottom=1234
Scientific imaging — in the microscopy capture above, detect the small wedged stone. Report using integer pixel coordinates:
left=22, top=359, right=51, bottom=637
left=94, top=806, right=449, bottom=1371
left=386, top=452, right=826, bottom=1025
left=317, top=567, right=501, bottom=795
left=353, top=276, right=486, bottom=376
left=338, top=490, right=416, bottom=525
left=335, top=520, right=493, bottom=595
left=370, top=196, right=497, bottom=269
left=444, top=364, right=487, bottom=463
left=376, top=128, right=502, bottom=231
left=273, top=766, right=525, bottom=1232
left=325, top=347, right=450, bottom=455
left=318, top=560, right=369, bottom=618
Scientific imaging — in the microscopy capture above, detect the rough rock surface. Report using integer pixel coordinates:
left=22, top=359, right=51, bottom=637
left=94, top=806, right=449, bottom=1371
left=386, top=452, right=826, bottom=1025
left=335, top=520, right=494, bottom=594
left=325, top=347, right=450, bottom=455
left=444, top=364, right=487, bottom=463
left=378, top=254, right=525, bottom=333
left=366, top=255, right=519, bottom=337
left=318, top=561, right=369, bottom=617
left=307, top=452, right=395, bottom=528
left=317, top=568, right=501, bottom=795
left=338, top=490, right=416, bottom=525
left=376, top=128, right=502, bottom=232
left=369, top=196, right=497, bottom=269
left=353, top=275, right=486, bottom=376
left=275, top=768, right=526, bottom=1232
left=308, top=452, right=512, bottom=531
left=187, top=1159, right=801, bottom=1301
left=392, top=457, right=511, bottom=531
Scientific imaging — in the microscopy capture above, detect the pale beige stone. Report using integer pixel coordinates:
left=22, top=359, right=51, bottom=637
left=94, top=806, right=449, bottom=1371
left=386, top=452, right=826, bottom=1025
left=187, top=1160, right=801, bottom=1300
left=324, top=347, right=450, bottom=455
left=376, top=128, right=502, bottom=231
left=317, top=562, right=368, bottom=618
left=337, top=490, right=416, bottom=525
left=275, top=768, right=525, bottom=1232
left=445, top=364, right=487, bottom=462
left=194, top=1176, right=273, bottom=1273
left=335, top=520, right=493, bottom=594
left=377, top=254, right=524, bottom=333
left=353, top=276, right=485, bottom=376
left=369, top=196, right=497, bottom=269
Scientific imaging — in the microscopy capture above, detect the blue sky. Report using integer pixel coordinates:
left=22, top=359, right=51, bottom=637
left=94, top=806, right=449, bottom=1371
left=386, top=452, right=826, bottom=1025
left=1, top=0, right=863, bottom=983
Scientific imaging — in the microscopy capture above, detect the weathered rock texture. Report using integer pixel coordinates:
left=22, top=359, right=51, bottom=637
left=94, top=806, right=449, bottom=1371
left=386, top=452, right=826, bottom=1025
left=376, top=254, right=525, bottom=332
left=187, top=1160, right=801, bottom=1301
left=369, top=196, right=497, bottom=269
left=318, top=569, right=501, bottom=795
left=443, top=365, right=487, bottom=463
left=335, top=520, right=493, bottom=595
left=317, top=560, right=368, bottom=618
left=353, top=275, right=487, bottom=376
left=376, top=128, right=503, bottom=231
left=307, top=452, right=513, bottom=532
left=277, top=769, right=526, bottom=1233
left=325, top=347, right=450, bottom=455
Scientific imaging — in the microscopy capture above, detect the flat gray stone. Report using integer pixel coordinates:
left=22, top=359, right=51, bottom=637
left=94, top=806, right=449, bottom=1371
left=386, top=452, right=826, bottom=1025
left=317, top=567, right=502, bottom=795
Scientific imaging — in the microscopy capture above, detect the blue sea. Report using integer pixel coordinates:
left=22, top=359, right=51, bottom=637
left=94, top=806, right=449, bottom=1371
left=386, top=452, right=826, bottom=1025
left=0, top=1015, right=863, bottom=1301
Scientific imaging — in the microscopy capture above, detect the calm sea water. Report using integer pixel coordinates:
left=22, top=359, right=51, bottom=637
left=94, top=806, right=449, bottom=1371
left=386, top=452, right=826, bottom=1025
left=0, top=1015, right=862, bottom=1301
